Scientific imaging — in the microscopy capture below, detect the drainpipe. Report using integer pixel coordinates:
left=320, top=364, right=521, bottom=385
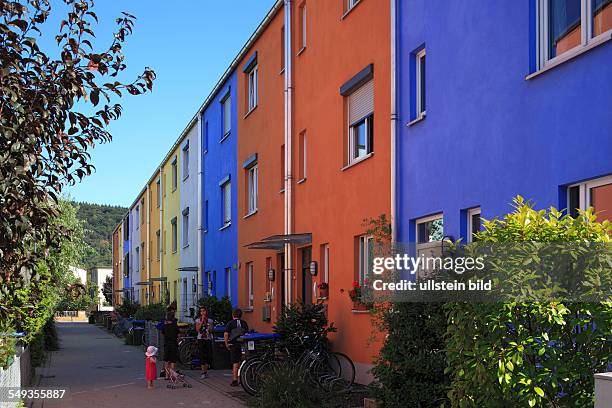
left=146, top=184, right=151, bottom=304
left=284, top=0, right=293, bottom=306
left=390, top=0, right=398, bottom=243
left=159, top=168, right=164, bottom=302
left=197, top=117, right=203, bottom=303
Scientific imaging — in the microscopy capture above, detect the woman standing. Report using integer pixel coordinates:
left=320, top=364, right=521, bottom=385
left=195, top=305, right=214, bottom=379
left=161, top=309, right=179, bottom=376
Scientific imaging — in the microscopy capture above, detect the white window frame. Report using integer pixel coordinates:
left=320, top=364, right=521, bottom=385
left=346, top=0, right=360, bottom=12
left=135, top=247, right=140, bottom=272
left=323, top=244, right=330, bottom=283
left=568, top=174, right=612, bottom=212
left=171, top=217, right=177, bottom=253
left=156, top=178, right=161, bottom=207
left=247, top=263, right=254, bottom=309
left=225, top=267, right=231, bottom=299
left=466, top=207, right=481, bottom=243
left=415, top=48, right=426, bottom=119
left=416, top=214, right=444, bottom=244
left=300, top=2, right=307, bottom=50
left=247, top=164, right=258, bottom=214
left=182, top=144, right=189, bottom=180
left=222, top=181, right=231, bottom=227
left=182, top=209, right=189, bottom=248
left=156, top=230, right=161, bottom=260
left=222, top=94, right=231, bottom=139
left=135, top=206, right=139, bottom=230
left=247, top=65, right=258, bottom=112
left=171, top=157, right=178, bottom=191
left=299, top=131, right=307, bottom=181
left=537, top=0, right=612, bottom=69
left=349, top=115, right=373, bottom=163
left=358, top=235, right=373, bottom=285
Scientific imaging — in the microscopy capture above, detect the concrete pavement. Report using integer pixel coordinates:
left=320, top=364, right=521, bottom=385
left=34, top=322, right=245, bottom=408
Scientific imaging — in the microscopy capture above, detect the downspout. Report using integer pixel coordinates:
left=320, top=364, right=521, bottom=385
left=284, top=0, right=293, bottom=306
left=390, top=0, right=398, bottom=243
left=159, top=168, right=164, bottom=302
left=146, top=185, right=151, bottom=304
left=197, top=117, right=203, bottom=304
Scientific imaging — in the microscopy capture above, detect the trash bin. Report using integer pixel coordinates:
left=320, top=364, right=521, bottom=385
left=88, top=314, right=95, bottom=324
left=210, top=338, right=231, bottom=370
left=132, top=327, right=144, bottom=346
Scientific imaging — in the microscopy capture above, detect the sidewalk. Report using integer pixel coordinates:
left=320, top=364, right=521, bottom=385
left=32, top=322, right=245, bottom=408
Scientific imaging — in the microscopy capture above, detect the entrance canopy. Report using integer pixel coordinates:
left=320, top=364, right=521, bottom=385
left=245, top=233, right=312, bottom=250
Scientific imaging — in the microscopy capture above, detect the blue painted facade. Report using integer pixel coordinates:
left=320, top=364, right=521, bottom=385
left=201, top=71, right=239, bottom=305
left=396, top=0, right=612, bottom=243
left=122, top=214, right=132, bottom=300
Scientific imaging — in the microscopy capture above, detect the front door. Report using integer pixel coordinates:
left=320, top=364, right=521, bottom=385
left=301, top=247, right=312, bottom=304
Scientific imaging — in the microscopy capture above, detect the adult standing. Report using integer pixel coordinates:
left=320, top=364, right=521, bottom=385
left=161, top=309, right=179, bottom=375
left=224, top=308, right=248, bottom=387
left=195, top=305, right=213, bottom=379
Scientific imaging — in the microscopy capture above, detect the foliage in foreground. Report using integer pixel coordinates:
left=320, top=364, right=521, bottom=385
left=371, top=197, right=611, bottom=408
left=273, top=302, right=336, bottom=354
left=0, top=0, right=154, bottom=365
left=134, top=303, right=167, bottom=321
left=247, top=361, right=350, bottom=408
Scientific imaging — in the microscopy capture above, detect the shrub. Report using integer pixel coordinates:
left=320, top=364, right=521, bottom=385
left=134, top=303, right=166, bottom=321
left=273, top=302, right=336, bottom=354
left=198, top=296, right=232, bottom=323
left=247, top=361, right=349, bottom=408
left=446, top=197, right=612, bottom=407
left=116, top=300, right=139, bottom=318
left=370, top=302, right=449, bottom=407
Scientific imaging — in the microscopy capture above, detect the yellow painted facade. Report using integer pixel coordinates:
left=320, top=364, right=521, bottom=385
left=161, top=146, right=181, bottom=307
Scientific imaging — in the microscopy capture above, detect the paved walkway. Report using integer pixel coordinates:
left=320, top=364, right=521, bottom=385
left=34, top=322, right=246, bottom=408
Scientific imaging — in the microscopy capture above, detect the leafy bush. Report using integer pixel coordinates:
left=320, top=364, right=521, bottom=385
left=247, top=361, right=349, bottom=408
left=134, top=303, right=166, bottom=321
left=273, top=302, right=336, bottom=354
left=117, top=300, right=139, bottom=318
left=446, top=197, right=611, bottom=407
left=370, top=302, right=449, bottom=407
left=198, top=296, right=232, bottom=323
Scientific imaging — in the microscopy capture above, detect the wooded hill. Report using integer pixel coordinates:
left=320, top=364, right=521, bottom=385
left=72, top=201, right=127, bottom=270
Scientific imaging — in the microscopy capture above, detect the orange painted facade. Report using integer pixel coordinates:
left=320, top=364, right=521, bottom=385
left=237, top=0, right=390, bottom=383
left=112, top=223, right=122, bottom=306
left=147, top=173, right=162, bottom=303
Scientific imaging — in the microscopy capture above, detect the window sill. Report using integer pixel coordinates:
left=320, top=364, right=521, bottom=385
left=183, top=175, right=189, bottom=181
left=526, top=32, right=612, bottom=80
left=182, top=244, right=189, bottom=249
left=244, top=105, right=258, bottom=119
left=279, top=67, right=285, bottom=75
left=297, top=178, right=307, bottom=184
left=243, top=210, right=258, bottom=219
left=219, top=132, right=231, bottom=143
left=297, top=46, right=306, bottom=56
left=341, top=1, right=362, bottom=20
left=203, top=149, right=208, bottom=155
left=203, top=229, right=208, bottom=234
left=172, top=188, right=177, bottom=193
left=279, top=188, right=285, bottom=194
left=407, top=113, right=426, bottom=127
left=219, top=223, right=231, bottom=231
left=172, top=250, right=177, bottom=254
left=341, top=152, right=374, bottom=171
left=243, top=308, right=254, bottom=313
left=351, top=309, right=370, bottom=314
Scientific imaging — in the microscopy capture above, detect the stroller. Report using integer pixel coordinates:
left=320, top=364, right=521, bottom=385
left=165, top=367, right=193, bottom=389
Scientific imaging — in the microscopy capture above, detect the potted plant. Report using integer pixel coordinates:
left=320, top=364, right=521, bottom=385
left=317, top=282, right=329, bottom=299
left=349, top=281, right=368, bottom=311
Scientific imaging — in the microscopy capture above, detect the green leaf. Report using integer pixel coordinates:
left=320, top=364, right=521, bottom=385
left=534, top=387, right=544, bottom=397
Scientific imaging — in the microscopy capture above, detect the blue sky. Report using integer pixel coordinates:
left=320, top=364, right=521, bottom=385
left=59, top=1, right=276, bottom=207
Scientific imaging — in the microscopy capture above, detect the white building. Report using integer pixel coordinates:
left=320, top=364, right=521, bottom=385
left=88, top=267, right=113, bottom=311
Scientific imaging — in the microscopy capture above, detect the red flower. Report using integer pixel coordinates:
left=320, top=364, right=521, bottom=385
left=352, top=281, right=360, bottom=288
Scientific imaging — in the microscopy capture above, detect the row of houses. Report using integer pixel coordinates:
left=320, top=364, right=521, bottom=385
left=112, top=0, right=612, bottom=383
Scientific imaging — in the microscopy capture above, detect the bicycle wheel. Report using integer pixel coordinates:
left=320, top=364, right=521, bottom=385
left=239, top=357, right=263, bottom=396
left=179, top=340, right=198, bottom=366
left=328, top=351, right=355, bottom=390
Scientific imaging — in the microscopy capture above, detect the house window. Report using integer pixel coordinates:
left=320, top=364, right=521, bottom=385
left=222, top=93, right=231, bottom=139
left=568, top=175, right=612, bottom=222
left=171, top=217, right=177, bottom=253
left=321, top=243, right=330, bottom=284
left=182, top=208, right=189, bottom=247
left=135, top=206, right=140, bottom=229
left=247, top=263, right=254, bottom=309
left=415, top=48, right=426, bottom=118
left=141, top=242, right=145, bottom=271
left=247, top=164, right=258, bottom=214
left=299, top=2, right=307, bottom=51
left=156, top=230, right=161, bottom=260
left=298, top=131, right=307, bottom=181
left=347, top=79, right=374, bottom=163
left=357, top=235, right=373, bottom=285
left=182, top=142, right=189, bottom=180
left=345, top=0, right=360, bottom=13
left=171, top=156, right=177, bottom=191
left=221, top=179, right=231, bottom=226
left=225, top=267, right=232, bottom=299
left=537, top=0, right=612, bottom=67
left=467, top=207, right=481, bottom=243
left=156, top=177, right=161, bottom=207
left=415, top=214, right=444, bottom=277
left=135, top=247, right=140, bottom=271
left=280, top=26, right=285, bottom=71
left=247, top=65, right=258, bottom=112
left=203, top=120, right=209, bottom=153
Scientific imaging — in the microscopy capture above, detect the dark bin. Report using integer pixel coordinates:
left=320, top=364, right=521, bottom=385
left=105, top=316, right=113, bottom=330
left=131, top=327, right=144, bottom=346
left=88, top=314, right=95, bottom=324
left=210, top=338, right=231, bottom=370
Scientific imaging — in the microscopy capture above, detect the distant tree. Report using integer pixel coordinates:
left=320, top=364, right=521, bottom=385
left=0, top=0, right=154, bottom=331
left=102, top=275, right=113, bottom=305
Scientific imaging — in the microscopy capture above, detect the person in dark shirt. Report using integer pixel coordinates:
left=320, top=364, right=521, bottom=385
left=224, top=308, right=249, bottom=387
left=161, top=310, right=179, bottom=376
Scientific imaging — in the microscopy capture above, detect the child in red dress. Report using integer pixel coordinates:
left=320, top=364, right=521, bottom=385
left=145, top=346, right=158, bottom=389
